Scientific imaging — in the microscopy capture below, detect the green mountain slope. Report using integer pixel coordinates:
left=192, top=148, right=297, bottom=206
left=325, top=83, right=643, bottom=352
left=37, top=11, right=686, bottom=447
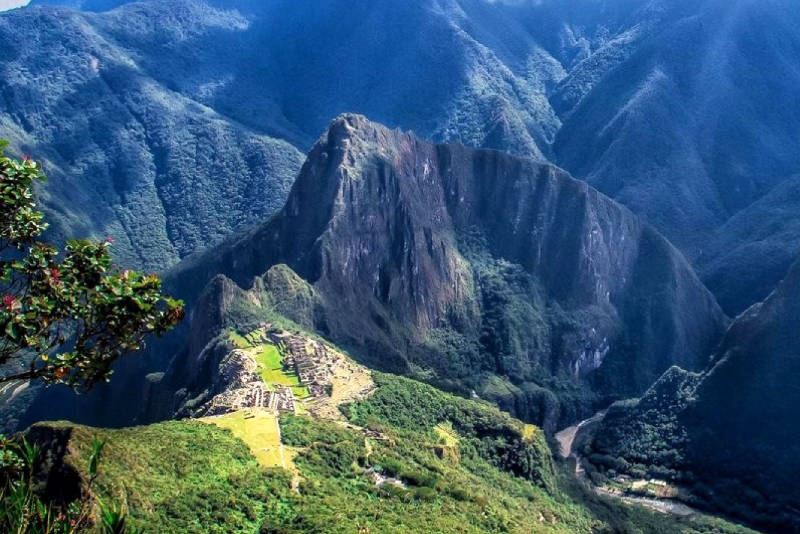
left=22, top=373, right=757, bottom=534
left=0, top=4, right=304, bottom=271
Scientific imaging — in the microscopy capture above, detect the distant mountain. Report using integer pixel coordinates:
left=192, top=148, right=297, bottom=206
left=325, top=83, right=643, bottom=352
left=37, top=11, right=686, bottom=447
left=152, top=115, right=726, bottom=430
left=11, top=0, right=800, bottom=310
left=28, top=0, right=120, bottom=10
left=0, top=4, right=304, bottom=270
left=697, top=176, right=800, bottom=315
left=554, top=0, right=800, bottom=252
left=588, top=258, right=800, bottom=531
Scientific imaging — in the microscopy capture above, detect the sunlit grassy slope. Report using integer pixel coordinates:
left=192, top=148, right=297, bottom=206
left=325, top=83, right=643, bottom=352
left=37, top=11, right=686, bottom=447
left=32, top=373, right=758, bottom=534
left=201, top=409, right=286, bottom=469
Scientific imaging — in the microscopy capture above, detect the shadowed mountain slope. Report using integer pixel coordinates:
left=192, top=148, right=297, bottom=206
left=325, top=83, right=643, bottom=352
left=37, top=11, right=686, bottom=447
left=2, top=0, right=573, bottom=271
left=697, top=176, right=800, bottom=315
left=589, top=257, right=800, bottom=531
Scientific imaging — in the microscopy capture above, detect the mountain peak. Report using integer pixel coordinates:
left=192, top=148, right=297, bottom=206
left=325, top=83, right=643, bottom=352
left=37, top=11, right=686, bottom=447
left=326, top=112, right=376, bottom=134
left=164, top=117, right=725, bottom=429
left=314, top=113, right=413, bottom=154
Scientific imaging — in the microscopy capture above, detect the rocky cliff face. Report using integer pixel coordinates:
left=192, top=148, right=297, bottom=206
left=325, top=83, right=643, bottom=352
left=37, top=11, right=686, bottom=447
left=163, top=115, right=726, bottom=429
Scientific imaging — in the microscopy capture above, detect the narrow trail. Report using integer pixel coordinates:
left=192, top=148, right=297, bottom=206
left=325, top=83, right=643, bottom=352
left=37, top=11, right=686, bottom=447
left=275, top=413, right=287, bottom=470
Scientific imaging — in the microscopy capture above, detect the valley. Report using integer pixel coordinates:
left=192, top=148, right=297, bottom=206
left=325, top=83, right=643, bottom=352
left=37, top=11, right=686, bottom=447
left=583, top=259, right=800, bottom=532
left=556, top=410, right=702, bottom=518
left=1, top=0, right=799, bottom=532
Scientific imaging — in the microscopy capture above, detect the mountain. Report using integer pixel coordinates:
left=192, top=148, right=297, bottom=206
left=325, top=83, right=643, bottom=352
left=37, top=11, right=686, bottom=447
left=149, top=114, right=726, bottom=431
left=696, top=175, right=800, bottom=315
left=553, top=0, right=800, bottom=254
left=587, top=258, right=800, bottom=532
left=8, top=0, right=800, bottom=309
left=28, top=0, right=120, bottom=9
left=0, top=4, right=305, bottom=271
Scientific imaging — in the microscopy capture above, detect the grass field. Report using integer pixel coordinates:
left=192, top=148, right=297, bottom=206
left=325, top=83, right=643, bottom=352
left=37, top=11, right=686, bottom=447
left=292, top=385, right=311, bottom=399
left=253, top=343, right=305, bottom=394
left=228, top=329, right=312, bottom=407
left=202, top=409, right=287, bottom=469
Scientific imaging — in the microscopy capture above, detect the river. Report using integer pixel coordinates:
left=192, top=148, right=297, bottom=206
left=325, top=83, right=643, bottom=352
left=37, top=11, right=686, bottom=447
left=554, top=410, right=701, bottom=517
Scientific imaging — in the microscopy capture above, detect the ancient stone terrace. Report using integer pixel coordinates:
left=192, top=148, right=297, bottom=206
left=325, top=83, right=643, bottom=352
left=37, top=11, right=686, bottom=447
left=201, top=324, right=374, bottom=421
left=199, top=347, right=297, bottom=417
left=266, top=327, right=375, bottom=419
left=267, top=331, right=335, bottom=392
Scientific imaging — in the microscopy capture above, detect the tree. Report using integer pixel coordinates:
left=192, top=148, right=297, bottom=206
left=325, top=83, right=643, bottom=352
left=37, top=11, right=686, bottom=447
left=0, top=141, right=184, bottom=389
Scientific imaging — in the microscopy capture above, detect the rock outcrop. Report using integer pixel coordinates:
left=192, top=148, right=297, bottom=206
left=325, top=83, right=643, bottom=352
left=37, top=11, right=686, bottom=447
left=163, top=115, right=726, bottom=428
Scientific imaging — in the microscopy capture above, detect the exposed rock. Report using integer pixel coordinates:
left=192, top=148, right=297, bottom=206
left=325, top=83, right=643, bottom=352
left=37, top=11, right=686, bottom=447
left=164, top=114, right=727, bottom=428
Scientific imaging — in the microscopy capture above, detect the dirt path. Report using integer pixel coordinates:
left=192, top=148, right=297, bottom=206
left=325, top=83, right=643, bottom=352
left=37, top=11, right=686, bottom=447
left=554, top=410, right=606, bottom=461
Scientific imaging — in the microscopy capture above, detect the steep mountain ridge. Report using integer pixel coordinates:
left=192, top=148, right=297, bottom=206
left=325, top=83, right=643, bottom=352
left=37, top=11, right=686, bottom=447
left=161, top=114, right=726, bottom=429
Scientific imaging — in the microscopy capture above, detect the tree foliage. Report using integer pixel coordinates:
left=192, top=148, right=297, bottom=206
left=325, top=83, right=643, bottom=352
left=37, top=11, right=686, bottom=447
left=0, top=141, right=184, bottom=389
left=0, top=432, right=141, bottom=534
